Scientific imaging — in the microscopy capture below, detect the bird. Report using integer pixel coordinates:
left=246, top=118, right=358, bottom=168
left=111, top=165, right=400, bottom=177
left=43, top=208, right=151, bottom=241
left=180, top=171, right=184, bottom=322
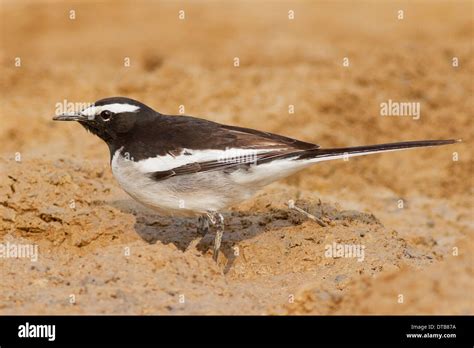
left=53, top=97, right=459, bottom=260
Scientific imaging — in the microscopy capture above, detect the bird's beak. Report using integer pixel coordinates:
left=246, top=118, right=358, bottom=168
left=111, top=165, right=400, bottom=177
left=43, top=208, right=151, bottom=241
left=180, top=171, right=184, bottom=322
left=52, top=112, right=89, bottom=121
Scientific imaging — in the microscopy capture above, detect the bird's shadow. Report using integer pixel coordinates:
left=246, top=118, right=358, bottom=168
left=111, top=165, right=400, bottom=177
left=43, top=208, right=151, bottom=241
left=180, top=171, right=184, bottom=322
left=107, top=198, right=379, bottom=274
left=107, top=199, right=310, bottom=273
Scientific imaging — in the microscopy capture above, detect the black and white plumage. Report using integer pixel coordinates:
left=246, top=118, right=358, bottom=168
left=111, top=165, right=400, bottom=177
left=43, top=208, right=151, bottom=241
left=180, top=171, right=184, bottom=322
left=53, top=97, right=459, bottom=260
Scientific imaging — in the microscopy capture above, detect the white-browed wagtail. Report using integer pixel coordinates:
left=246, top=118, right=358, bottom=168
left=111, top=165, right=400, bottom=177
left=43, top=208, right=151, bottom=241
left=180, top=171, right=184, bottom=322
left=53, top=97, right=459, bottom=260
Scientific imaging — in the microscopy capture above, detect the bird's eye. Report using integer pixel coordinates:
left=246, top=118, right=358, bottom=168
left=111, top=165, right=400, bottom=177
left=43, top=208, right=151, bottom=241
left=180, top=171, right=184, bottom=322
left=100, top=110, right=112, bottom=121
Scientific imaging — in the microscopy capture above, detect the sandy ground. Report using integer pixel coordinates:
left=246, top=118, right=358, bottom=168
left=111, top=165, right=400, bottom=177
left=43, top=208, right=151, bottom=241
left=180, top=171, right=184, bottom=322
left=0, top=0, right=473, bottom=314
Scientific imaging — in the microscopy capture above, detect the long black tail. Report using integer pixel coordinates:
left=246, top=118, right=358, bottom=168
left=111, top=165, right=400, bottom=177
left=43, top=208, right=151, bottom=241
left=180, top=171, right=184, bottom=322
left=300, top=139, right=460, bottom=162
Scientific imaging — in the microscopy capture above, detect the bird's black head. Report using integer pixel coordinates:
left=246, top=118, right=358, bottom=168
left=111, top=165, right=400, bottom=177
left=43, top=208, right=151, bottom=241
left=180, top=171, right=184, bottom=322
left=53, top=97, right=156, bottom=144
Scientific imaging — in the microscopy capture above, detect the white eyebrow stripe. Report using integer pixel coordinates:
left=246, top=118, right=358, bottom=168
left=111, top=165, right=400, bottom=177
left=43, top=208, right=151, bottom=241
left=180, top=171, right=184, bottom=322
left=80, top=103, right=140, bottom=116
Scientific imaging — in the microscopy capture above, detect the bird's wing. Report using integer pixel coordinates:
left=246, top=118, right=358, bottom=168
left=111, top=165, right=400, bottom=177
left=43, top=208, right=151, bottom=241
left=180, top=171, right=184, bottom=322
left=148, top=149, right=311, bottom=181
left=129, top=115, right=319, bottom=180
left=219, top=124, right=320, bottom=151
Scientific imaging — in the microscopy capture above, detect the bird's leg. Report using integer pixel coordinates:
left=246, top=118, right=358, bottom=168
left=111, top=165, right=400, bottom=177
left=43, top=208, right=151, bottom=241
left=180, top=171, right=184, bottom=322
left=213, top=213, right=224, bottom=261
left=206, top=211, right=224, bottom=261
left=197, top=215, right=210, bottom=236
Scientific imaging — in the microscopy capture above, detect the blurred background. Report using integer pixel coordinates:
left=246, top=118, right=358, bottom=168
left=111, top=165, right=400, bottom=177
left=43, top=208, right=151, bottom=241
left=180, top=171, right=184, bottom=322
left=0, top=0, right=472, bottom=314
